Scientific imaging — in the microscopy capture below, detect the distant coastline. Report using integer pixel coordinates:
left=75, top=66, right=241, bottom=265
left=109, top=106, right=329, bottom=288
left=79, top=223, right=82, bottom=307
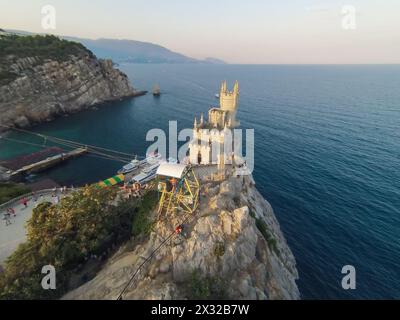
left=4, top=29, right=227, bottom=65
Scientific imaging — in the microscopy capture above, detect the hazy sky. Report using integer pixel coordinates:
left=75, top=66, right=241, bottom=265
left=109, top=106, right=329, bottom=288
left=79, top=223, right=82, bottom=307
left=1, top=0, right=399, bottom=64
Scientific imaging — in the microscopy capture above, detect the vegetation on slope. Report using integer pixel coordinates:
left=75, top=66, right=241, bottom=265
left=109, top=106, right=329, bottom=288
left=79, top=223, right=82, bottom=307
left=0, top=182, right=31, bottom=205
left=249, top=209, right=280, bottom=256
left=0, top=185, right=158, bottom=299
left=0, top=34, right=93, bottom=85
left=187, top=269, right=228, bottom=300
left=0, top=34, right=90, bottom=60
left=255, top=218, right=279, bottom=256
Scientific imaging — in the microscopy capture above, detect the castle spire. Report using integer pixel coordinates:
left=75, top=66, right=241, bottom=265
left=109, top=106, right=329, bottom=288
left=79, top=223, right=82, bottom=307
left=220, top=80, right=227, bottom=95
left=233, top=80, right=239, bottom=95
left=194, top=117, right=197, bottom=128
left=228, top=117, right=232, bottom=128
left=200, top=113, right=204, bottom=125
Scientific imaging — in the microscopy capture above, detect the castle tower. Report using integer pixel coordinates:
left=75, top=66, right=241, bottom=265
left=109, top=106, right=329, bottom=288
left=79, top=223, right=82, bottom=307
left=219, top=80, right=239, bottom=128
left=189, top=80, right=240, bottom=166
left=219, top=80, right=239, bottom=113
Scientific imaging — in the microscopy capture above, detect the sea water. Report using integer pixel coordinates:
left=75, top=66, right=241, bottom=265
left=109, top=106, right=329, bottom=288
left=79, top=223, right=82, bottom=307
left=1, top=64, right=399, bottom=299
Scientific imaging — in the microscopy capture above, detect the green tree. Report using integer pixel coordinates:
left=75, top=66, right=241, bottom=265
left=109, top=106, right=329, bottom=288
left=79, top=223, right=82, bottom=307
left=0, top=186, right=133, bottom=299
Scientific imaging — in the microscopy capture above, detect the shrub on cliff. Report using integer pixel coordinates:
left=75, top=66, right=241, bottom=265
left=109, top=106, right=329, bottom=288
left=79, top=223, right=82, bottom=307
left=187, top=269, right=228, bottom=300
left=255, top=218, right=280, bottom=256
left=131, top=190, right=158, bottom=237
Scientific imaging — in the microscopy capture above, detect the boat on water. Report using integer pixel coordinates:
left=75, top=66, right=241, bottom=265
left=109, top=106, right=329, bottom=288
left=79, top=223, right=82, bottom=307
left=118, top=152, right=161, bottom=174
left=145, top=151, right=162, bottom=164
left=142, top=162, right=160, bottom=174
left=131, top=161, right=160, bottom=184
left=131, top=170, right=157, bottom=184
left=129, top=151, right=163, bottom=184
left=118, top=158, right=140, bottom=174
left=152, top=84, right=161, bottom=96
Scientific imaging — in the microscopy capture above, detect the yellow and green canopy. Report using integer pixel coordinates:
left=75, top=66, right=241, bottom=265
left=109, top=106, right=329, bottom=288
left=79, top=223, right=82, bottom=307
left=98, top=174, right=124, bottom=187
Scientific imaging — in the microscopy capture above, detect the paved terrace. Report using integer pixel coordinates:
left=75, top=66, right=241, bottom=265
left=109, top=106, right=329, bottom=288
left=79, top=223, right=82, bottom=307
left=0, top=189, right=70, bottom=265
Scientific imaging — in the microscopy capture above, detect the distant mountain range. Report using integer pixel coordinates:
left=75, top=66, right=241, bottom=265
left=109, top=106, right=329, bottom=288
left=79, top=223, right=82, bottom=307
left=4, top=29, right=226, bottom=64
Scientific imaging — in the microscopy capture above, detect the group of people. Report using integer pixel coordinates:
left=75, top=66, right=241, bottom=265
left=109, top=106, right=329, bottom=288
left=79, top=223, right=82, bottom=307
left=50, top=186, right=70, bottom=195
left=2, top=186, right=73, bottom=226
left=2, top=196, right=29, bottom=226
left=3, top=207, right=16, bottom=226
left=120, top=182, right=147, bottom=199
left=51, top=193, right=60, bottom=204
left=48, top=186, right=73, bottom=205
left=164, top=177, right=178, bottom=193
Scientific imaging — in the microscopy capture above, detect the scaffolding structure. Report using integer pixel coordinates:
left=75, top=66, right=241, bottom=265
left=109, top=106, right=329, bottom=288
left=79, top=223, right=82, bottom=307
left=157, top=163, right=200, bottom=216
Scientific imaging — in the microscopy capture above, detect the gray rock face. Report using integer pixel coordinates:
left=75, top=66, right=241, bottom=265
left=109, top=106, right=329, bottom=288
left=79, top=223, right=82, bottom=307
left=0, top=54, right=135, bottom=131
left=63, top=175, right=300, bottom=300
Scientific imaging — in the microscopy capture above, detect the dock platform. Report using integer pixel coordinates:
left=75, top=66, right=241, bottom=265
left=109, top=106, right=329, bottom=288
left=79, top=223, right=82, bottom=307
left=1, top=147, right=64, bottom=171
left=7, top=147, right=88, bottom=177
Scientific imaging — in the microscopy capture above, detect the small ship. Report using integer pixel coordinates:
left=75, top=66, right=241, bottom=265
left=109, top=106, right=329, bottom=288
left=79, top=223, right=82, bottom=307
left=152, top=84, right=161, bottom=96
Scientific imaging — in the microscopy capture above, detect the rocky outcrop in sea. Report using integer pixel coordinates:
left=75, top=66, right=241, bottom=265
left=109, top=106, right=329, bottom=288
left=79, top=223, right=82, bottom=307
left=63, top=174, right=299, bottom=300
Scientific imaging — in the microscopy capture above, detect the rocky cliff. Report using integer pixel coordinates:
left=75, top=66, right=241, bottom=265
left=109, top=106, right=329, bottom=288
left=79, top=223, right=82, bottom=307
left=0, top=34, right=137, bottom=131
left=63, top=174, right=299, bottom=300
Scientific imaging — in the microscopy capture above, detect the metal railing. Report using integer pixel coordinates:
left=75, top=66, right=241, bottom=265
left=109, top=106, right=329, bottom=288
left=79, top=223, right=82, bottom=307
left=0, top=188, right=76, bottom=212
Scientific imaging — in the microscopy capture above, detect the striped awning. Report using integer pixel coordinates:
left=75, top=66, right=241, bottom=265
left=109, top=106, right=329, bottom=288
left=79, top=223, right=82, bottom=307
left=98, top=174, right=124, bottom=187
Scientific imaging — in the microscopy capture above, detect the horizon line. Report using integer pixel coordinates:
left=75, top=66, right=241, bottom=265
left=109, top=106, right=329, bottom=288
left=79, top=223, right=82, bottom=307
left=3, top=28, right=400, bottom=66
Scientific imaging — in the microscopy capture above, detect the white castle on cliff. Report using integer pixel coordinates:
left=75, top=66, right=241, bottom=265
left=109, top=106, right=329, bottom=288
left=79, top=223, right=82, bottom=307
left=188, top=80, right=240, bottom=166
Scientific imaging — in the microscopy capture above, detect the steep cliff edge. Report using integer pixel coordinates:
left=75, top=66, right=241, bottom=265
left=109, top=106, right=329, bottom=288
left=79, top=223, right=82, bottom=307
left=0, top=34, right=137, bottom=131
left=63, top=175, right=299, bottom=300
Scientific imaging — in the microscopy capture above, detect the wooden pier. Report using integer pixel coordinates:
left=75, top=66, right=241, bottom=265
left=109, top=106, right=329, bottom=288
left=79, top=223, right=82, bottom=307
left=9, top=147, right=87, bottom=177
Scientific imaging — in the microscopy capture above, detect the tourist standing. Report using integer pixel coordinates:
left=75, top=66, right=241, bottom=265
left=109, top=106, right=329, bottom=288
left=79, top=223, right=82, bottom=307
left=175, top=224, right=183, bottom=235
left=20, top=197, right=28, bottom=208
left=3, top=212, right=11, bottom=226
left=7, top=207, right=16, bottom=217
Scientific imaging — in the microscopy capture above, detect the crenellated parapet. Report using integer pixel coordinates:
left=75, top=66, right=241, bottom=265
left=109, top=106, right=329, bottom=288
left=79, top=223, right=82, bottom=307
left=219, top=80, right=239, bottom=112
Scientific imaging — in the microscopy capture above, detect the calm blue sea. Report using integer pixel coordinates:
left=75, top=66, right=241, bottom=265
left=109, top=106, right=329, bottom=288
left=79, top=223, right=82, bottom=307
left=1, top=64, right=399, bottom=299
